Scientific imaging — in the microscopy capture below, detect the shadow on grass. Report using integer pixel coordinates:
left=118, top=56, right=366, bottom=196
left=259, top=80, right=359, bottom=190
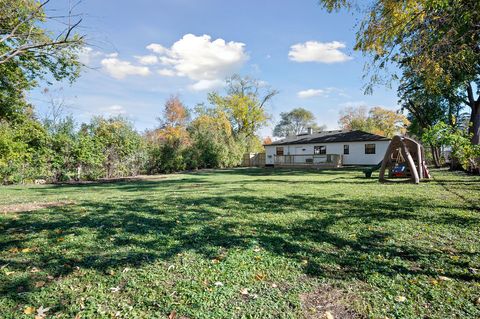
left=1, top=168, right=479, bottom=304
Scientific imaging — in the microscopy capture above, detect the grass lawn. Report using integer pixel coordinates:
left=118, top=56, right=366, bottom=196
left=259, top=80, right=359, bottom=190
left=0, top=168, right=479, bottom=318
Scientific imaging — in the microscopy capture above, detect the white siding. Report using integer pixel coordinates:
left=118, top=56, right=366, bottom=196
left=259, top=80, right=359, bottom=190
left=265, top=140, right=390, bottom=165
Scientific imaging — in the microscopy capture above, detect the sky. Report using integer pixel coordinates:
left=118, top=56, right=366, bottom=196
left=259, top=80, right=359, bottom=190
left=30, top=0, right=400, bottom=137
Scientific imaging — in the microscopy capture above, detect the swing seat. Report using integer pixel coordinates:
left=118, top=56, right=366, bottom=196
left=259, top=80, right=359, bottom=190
left=392, top=164, right=407, bottom=177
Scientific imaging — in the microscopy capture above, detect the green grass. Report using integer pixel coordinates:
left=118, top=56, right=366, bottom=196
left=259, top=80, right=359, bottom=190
left=0, top=168, right=479, bottom=318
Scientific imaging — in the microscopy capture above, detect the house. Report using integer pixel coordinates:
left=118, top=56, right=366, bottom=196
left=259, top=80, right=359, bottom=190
left=264, top=129, right=391, bottom=167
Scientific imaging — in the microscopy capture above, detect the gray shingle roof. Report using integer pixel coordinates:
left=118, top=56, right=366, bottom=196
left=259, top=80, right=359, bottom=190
left=268, top=130, right=390, bottom=146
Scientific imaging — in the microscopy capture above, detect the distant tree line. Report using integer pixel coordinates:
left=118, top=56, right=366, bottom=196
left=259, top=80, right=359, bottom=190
left=0, top=75, right=274, bottom=184
left=0, top=2, right=275, bottom=184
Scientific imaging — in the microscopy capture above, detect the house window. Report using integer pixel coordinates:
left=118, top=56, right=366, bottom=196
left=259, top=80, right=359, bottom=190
left=314, top=145, right=326, bottom=155
left=365, top=143, right=376, bottom=154
left=276, top=147, right=284, bottom=156
left=343, top=145, right=349, bottom=155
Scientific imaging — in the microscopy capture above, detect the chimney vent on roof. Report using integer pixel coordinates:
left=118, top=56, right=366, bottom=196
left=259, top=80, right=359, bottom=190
left=307, top=127, right=313, bottom=135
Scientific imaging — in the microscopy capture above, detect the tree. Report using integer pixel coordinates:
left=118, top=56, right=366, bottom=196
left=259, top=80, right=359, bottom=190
left=146, top=96, right=191, bottom=173
left=398, top=69, right=467, bottom=167
left=338, top=106, right=371, bottom=132
left=338, top=106, right=409, bottom=138
left=0, top=0, right=84, bottom=122
left=208, top=75, right=276, bottom=137
left=273, top=108, right=325, bottom=137
left=263, top=136, right=273, bottom=145
left=318, top=0, right=480, bottom=144
left=88, top=117, right=143, bottom=178
left=186, top=111, right=242, bottom=169
left=423, top=122, right=480, bottom=173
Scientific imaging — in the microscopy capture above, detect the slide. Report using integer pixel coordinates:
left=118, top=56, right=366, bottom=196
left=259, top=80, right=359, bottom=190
left=363, top=161, right=383, bottom=178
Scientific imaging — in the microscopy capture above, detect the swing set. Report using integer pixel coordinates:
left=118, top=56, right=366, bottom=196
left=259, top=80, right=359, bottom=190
left=378, top=135, right=431, bottom=184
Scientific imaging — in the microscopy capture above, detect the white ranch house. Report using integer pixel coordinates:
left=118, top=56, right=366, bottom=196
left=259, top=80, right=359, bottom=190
left=264, top=130, right=390, bottom=168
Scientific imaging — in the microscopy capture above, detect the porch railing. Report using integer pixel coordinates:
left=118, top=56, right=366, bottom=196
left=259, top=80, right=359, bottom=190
left=273, top=154, right=342, bottom=167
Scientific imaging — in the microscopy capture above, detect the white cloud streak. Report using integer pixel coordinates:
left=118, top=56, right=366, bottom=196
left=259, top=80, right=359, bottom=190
left=289, top=41, right=352, bottom=63
left=101, top=57, right=151, bottom=79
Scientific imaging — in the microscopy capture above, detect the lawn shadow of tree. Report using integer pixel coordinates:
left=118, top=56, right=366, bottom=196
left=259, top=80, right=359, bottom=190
left=1, top=169, right=479, bottom=305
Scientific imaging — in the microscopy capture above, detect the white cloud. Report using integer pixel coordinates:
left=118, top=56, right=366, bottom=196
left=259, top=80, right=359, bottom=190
left=100, top=104, right=127, bottom=116
left=189, top=79, right=224, bottom=91
left=101, top=57, right=151, bottom=79
left=289, top=41, right=352, bottom=63
left=135, top=55, right=159, bottom=65
left=146, top=43, right=168, bottom=54
left=298, top=87, right=344, bottom=99
left=147, top=34, right=248, bottom=90
left=298, top=89, right=328, bottom=99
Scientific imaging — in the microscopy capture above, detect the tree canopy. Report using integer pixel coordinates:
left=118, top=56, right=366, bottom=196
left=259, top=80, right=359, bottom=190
left=0, top=0, right=83, bottom=122
left=273, top=107, right=325, bottom=137
left=338, top=106, right=409, bottom=138
left=319, top=0, right=480, bottom=145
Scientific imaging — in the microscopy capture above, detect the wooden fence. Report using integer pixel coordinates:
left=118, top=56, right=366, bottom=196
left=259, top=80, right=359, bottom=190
left=242, top=153, right=266, bottom=167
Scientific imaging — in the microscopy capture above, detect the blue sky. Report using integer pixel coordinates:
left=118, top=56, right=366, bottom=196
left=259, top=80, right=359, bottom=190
left=31, top=0, right=400, bottom=137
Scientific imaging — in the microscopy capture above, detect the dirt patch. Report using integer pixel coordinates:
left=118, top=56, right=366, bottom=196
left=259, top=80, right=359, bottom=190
left=0, top=200, right=75, bottom=214
left=300, top=285, right=364, bottom=319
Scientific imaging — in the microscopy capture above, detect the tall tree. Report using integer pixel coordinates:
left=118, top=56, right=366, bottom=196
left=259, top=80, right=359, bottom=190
left=273, top=107, right=325, bottom=137
left=398, top=69, right=467, bottom=167
left=208, top=75, right=277, bottom=151
left=208, top=75, right=277, bottom=138
left=318, top=0, right=480, bottom=144
left=0, top=0, right=84, bottom=122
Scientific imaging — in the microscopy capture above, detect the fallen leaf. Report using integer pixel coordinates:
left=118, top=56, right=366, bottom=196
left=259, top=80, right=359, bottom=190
left=8, top=247, right=19, bottom=253
left=35, top=281, right=46, bottom=288
left=5, top=271, right=15, bottom=276
left=21, top=248, right=32, bottom=253
left=211, top=258, right=220, bottom=264
left=325, top=311, right=334, bottom=319
left=24, top=306, right=35, bottom=315
left=36, top=305, right=50, bottom=317
left=438, top=276, right=452, bottom=281
left=271, top=283, right=278, bottom=288
left=255, top=273, right=265, bottom=281
left=395, top=295, right=407, bottom=302
left=168, top=310, right=176, bottom=319
left=110, top=286, right=121, bottom=293
left=30, top=267, right=40, bottom=273
left=474, top=297, right=480, bottom=305
left=57, top=237, right=65, bottom=242
left=240, top=288, right=249, bottom=295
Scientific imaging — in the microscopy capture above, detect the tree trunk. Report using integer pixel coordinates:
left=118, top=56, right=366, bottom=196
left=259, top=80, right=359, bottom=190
left=430, top=144, right=441, bottom=168
left=449, top=155, right=464, bottom=171
left=470, top=103, right=480, bottom=145
left=466, top=83, right=480, bottom=145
